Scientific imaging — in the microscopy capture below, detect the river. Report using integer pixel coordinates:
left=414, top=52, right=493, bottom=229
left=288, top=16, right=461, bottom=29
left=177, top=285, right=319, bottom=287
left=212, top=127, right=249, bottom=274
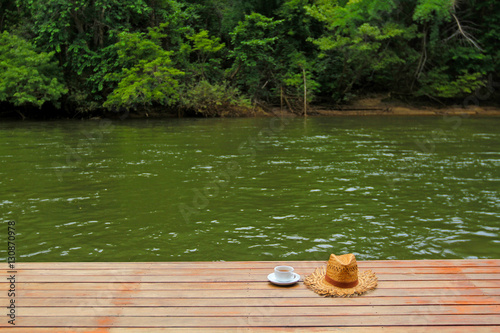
left=0, top=116, right=499, bottom=262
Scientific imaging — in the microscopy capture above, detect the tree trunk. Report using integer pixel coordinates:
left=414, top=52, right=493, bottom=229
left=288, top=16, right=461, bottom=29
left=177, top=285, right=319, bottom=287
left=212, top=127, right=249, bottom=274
left=280, top=85, right=283, bottom=116
left=303, top=68, right=307, bottom=116
left=16, top=109, right=26, bottom=120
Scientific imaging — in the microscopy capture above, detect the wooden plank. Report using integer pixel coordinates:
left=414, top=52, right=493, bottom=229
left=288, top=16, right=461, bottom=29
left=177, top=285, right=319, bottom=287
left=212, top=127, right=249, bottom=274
left=10, top=288, right=500, bottom=298
left=8, top=273, right=500, bottom=283
left=3, top=280, right=500, bottom=291
left=2, top=260, right=499, bottom=331
left=11, top=267, right=500, bottom=275
left=1, top=314, right=499, bottom=327
left=5, top=296, right=500, bottom=307
left=16, top=305, right=500, bottom=317
left=7, top=327, right=500, bottom=333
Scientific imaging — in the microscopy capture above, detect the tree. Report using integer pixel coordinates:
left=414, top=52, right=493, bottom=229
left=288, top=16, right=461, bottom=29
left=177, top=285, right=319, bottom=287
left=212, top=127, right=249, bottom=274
left=16, top=0, right=153, bottom=111
left=179, top=29, right=225, bottom=81
left=275, top=0, right=322, bottom=108
left=306, top=0, right=417, bottom=101
left=103, top=25, right=184, bottom=111
left=229, top=12, right=284, bottom=102
left=0, top=32, right=67, bottom=116
left=411, top=0, right=486, bottom=99
left=1, top=0, right=498, bottom=116
left=0, top=0, right=20, bottom=32
left=473, top=0, right=500, bottom=74
left=305, top=0, right=494, bottom=102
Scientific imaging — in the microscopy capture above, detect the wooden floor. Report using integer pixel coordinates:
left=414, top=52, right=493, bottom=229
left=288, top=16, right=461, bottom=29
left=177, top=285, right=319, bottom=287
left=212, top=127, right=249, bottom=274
left=1, top=259, right=500, bottom=332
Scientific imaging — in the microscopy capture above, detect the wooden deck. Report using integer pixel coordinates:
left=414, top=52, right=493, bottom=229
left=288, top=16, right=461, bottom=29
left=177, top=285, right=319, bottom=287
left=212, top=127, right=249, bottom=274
left=2, top=259, right=500, bottom=332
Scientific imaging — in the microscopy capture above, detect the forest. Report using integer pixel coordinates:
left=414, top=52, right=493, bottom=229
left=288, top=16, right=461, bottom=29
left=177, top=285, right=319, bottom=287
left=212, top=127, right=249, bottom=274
left=0, top=0, right=498, bottom=118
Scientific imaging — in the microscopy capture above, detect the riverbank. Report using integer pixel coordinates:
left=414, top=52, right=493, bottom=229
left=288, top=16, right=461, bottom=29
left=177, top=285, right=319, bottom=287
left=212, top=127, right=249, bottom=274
left=2, top=95, right=500, bottom=120
left=93, top=99, right=500, bottom=120
left=86, top=95, right=500, bottom=119
left=307, top=96, right=500, bottom=117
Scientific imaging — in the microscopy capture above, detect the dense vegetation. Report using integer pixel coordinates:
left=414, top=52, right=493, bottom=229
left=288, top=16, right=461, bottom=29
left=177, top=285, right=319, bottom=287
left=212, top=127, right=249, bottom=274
left=1, top=0, right=498, bottom=118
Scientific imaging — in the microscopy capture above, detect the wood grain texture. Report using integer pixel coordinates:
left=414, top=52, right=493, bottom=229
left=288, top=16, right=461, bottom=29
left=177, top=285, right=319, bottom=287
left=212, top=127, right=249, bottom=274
left=1, top=259, right=499, bottom=331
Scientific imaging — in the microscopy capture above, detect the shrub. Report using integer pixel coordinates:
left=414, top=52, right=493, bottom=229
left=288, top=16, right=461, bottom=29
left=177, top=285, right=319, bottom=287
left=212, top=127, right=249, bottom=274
left=0, top=32, right=67, bottom=110
left=179, top=80, right=251, bottom=117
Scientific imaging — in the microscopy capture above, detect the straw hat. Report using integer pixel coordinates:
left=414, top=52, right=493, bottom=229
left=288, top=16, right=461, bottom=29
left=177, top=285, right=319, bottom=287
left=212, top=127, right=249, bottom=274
left=304, top=253, right=377, bottom=297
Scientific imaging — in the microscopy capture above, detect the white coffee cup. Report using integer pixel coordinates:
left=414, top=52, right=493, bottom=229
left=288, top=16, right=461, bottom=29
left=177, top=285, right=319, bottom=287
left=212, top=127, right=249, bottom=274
left=274, top=266, right=294, bottom=281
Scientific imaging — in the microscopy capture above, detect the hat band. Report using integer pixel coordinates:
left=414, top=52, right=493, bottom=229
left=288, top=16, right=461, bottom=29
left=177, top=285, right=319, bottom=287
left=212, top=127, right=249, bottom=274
left=325, top=275, right=359, bottom=288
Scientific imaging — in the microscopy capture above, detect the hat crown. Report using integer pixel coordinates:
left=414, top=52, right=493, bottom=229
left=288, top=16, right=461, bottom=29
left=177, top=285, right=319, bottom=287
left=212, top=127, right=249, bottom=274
left=326, top=253, right=358, bottom=283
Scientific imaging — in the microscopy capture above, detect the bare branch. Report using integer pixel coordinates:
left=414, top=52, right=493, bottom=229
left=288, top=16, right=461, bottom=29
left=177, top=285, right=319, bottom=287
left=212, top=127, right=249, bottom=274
left=451, top=13, right=484, bottom=51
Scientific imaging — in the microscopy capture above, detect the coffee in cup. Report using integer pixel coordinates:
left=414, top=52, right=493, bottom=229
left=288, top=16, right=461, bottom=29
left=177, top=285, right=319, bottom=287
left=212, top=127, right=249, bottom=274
left=274, top=265, right=294, bottom=281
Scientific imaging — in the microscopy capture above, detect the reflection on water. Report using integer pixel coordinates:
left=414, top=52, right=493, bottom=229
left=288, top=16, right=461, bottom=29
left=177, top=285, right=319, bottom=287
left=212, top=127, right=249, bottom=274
left=0, top=116, right=499, bottom=261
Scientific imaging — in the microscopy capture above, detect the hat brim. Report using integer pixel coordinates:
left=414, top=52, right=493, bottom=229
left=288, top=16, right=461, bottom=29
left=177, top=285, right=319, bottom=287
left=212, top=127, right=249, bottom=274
left=304, top=266, right=377, bottom=297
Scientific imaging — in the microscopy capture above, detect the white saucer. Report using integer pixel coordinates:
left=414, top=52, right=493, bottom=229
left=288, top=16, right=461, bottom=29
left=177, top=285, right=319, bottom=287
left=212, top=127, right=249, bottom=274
left=267, top=272, right=300, bottom=285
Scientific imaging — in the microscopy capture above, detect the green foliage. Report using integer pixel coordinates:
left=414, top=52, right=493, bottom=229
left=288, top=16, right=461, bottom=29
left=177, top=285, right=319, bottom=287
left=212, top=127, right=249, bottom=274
left=187, top=30, right=225, bottom=63
left=410, top=0, right=492, bottom=100
left=180, top=29, right=226, bottom=80
left=103, top=27, right=184, bottom=110
left=1, top=0, right=499, bottom=116
left=0, top=31, right=67, bottom=108
left=473, top=0, right=500, bottom=74
left=187, top=0, right=285, bottom=41
left=21, top=0, right=151, bottom=53
left=306, top=0, right=417, bottom=101
left=229, top=12, right=284, bottom=100
left=417, top=69, right=485, bottom=98
left=179, top=80, right=250, bottom=116
left=16, top=0, right=155, bottom=112
left=0, top=0, right=21, bottom=31
left=280, top=51, right=320, bottom=106
left=272, top=0, right=324, bottom=104
left=413, top=0, right=454, bottom=23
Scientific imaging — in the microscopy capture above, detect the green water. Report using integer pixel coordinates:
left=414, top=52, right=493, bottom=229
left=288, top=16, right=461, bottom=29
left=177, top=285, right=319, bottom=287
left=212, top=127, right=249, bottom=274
left=1, top=116, right=499, bottom=262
